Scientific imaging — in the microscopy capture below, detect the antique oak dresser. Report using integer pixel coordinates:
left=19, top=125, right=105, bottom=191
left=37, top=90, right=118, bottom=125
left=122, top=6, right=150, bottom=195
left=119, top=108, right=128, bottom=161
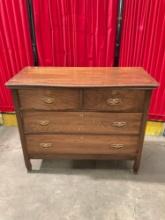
left=6, top=67, right=158, bottom=173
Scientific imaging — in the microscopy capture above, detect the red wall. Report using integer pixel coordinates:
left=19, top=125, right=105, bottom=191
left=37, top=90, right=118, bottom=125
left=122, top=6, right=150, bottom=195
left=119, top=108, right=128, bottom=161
left=120, top=0, right=165, bottom=120
left=0, top=0, right=33, bottom=112
left=32, top=0, right=118, bottom=66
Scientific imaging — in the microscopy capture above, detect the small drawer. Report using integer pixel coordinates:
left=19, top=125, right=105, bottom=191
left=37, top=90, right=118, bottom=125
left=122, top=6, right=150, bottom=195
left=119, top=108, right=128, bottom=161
left=18, top=88, right=80, bottom=110
left=83, top=89, right=145, bottom=112
left=23, top=111, right=142, bottom=135
left=26, top=134, right=139, bottom=156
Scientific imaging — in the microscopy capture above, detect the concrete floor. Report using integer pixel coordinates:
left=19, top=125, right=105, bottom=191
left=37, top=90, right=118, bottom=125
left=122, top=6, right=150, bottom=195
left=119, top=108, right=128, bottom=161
left=0, top=126, right=165, bottom=220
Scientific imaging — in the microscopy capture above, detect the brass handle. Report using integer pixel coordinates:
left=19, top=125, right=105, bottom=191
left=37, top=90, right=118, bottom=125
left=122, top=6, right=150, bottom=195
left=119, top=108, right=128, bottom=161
left=107, top=98, right=121, bottom=105
left=40, top=143, right=53, bottom=148
left=111, top=144, right=124, bottom=149
left=42, top=97, right=55, bottom=104
left=39, top=120, right=50, bottom=126
left=112, top=121, right=127, bottom=127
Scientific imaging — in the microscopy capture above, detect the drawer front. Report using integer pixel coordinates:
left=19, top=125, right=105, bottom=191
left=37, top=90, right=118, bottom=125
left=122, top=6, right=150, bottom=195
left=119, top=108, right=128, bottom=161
left=26, top=134, right=139, bottom=156
left=83, top=89, right=145, bottom=112
left=23, top=112, right=142, bottom=134
left=18, top=88, right=80, bottom=110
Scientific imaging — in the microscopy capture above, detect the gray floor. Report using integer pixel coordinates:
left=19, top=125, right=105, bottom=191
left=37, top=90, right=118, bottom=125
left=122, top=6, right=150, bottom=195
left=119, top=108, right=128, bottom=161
left=0, top=126, right=165, bottom=220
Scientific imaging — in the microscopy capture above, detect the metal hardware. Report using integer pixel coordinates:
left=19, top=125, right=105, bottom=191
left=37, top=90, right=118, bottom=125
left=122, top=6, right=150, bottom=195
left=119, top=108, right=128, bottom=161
left=42, top=97, right=55, bottom=104
left=40, top=143, right=53, bottom=148
left=39, top=120, right=50, bottom=126
left=107, top=98, right=121, bottom=105
left=111, top=144, right=124, bottom=149
left=112, top=121, right=126, bottom=127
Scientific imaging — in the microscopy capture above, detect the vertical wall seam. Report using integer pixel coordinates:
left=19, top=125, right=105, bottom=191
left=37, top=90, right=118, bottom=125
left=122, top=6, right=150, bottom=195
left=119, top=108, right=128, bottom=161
left=114, top=0, right=124, bottom=66
left=26, top=0, right=38, bottom=66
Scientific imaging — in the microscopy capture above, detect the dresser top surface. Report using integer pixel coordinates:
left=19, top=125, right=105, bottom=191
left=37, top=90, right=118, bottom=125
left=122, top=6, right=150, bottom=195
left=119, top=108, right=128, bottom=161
left=6, top=67, right=158, bottom=88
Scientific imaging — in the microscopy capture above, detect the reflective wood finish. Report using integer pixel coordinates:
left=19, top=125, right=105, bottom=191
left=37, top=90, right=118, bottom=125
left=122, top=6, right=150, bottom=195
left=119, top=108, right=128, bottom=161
left=6, top=67, right=158, bottom=88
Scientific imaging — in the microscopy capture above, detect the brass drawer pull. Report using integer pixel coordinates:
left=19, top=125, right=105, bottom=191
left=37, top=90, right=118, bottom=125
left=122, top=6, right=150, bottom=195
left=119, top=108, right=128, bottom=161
left=40, top=143, right=53, bottom=148
left=39, top=120, right=50, bottom=126
left=107, top=98, right=121, bottom=105
left=112, top=121, right=127, bottom=127
left=111, top=144, right=124, bottom=149
left=42, top=97, right=55, bottom=104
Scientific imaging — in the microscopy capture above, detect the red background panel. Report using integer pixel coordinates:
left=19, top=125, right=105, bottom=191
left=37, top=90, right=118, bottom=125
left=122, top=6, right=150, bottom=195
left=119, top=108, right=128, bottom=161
left=0, top=0, right=165, bottom=121
left=0, top=0, right=33, bottom=112
left=32, top=0, right=118, bottom=66
left=120, top=0, right=165, bottom=121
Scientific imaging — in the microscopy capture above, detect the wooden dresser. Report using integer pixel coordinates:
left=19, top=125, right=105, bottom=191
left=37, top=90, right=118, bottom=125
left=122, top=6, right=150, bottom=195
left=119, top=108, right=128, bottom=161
left=6, top=67, right=158, bottom=173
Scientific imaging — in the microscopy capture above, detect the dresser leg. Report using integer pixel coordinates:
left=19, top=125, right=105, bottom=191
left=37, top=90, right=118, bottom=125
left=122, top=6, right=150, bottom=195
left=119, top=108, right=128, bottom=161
left=133, top=159, right=139, bottom=174
left=25, top=159, right=32, bottom=172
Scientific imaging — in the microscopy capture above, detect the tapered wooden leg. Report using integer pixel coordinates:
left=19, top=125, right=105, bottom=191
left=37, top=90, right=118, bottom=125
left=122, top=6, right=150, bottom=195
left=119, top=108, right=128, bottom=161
left=133, top=159, right=140, bottom=174
left=25, top=158, right=32, bottom=172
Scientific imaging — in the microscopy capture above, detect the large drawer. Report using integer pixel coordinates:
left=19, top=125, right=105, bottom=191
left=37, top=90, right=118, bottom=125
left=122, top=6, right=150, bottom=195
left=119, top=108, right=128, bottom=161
left=23, top=112, right=142, bottom=134
left=18, top=88, right=80, bottom=110
left=26, top=134, right=139, bottom=156
left=83, top=89, right=145, bottom=112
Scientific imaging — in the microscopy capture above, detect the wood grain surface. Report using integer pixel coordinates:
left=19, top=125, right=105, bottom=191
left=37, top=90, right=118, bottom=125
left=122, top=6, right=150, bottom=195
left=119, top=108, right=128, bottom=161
left=26, top=134, right=139, bottom=156
left=84, top=88, right=145, bottom=112
left=23, top=111, right=142, bottom=135
left=6, top=67, right=159, bottom=172
left=18, top=88, right=80, bottom=110
left=6, top=67, right=158, bottom=88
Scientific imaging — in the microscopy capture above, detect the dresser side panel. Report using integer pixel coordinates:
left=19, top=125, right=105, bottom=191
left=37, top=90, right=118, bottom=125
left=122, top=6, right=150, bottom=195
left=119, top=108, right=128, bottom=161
left=12, top=89, right=31, bottom=170
left=133, top=90, right=152, bottom=173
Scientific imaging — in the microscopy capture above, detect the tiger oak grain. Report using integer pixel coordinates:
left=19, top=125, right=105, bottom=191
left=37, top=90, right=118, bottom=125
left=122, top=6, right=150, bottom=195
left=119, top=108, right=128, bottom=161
left=6, top=67, right=158, bottom=173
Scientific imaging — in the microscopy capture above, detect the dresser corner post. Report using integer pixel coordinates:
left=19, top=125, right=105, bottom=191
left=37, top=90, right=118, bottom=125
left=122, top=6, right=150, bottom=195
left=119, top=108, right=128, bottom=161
left=12, top=89, right=32, bottom=171
left=133, top=90, right=152, bottom=174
